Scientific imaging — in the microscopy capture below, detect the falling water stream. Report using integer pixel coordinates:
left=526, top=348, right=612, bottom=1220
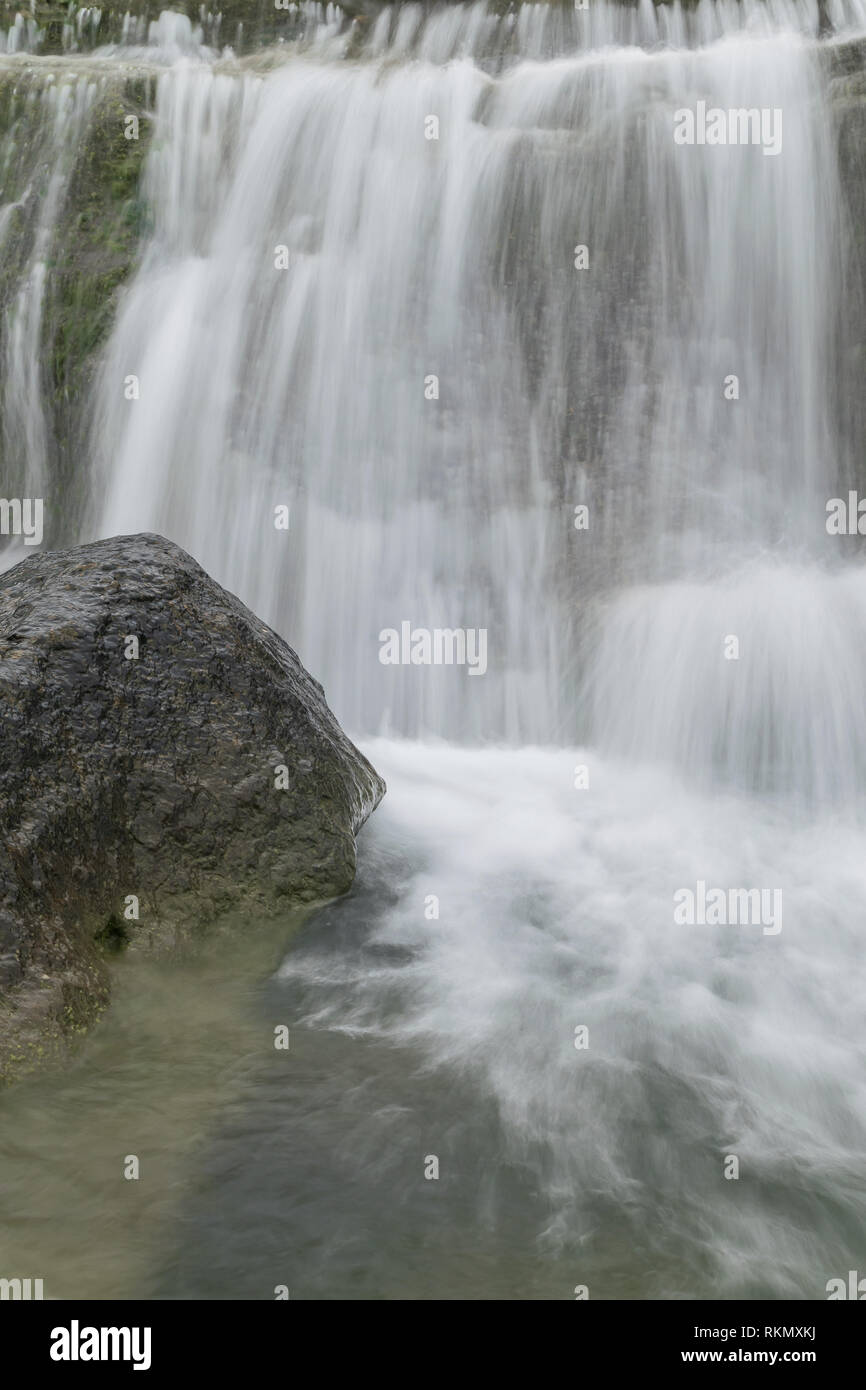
left=1, top=2, right=866, bottom=1298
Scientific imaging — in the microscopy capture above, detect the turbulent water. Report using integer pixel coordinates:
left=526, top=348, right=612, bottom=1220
left=2, top=1, right=866, bottom=1298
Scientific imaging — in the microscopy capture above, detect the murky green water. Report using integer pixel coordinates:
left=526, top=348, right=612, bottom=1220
left=0, top=911, right=307, bottom=1300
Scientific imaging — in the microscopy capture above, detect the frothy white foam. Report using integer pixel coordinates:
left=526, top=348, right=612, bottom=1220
left=279, top=738, right=866, bottom=1293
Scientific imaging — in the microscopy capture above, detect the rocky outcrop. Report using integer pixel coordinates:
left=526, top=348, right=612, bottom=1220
left=0, top=533, right=385, bottom=1080
left=0, top=1, right=381, bottom=56
left=0, top=66, right=155, bottom=542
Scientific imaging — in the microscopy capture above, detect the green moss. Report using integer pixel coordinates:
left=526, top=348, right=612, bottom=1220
left=94, top=912, right=129, bottom=954
left=31, top=78, right=154, bottom=533
left=0, top=979, right=108, bottom=1087
left=48, top=85, right=153, bottom=410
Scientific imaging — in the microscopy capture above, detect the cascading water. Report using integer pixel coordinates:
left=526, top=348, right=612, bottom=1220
left=3, top=1, right=866, bottom=1298
left=86, top=1, right=866, bottom=764
left=0, top=76, right=98, bottom=498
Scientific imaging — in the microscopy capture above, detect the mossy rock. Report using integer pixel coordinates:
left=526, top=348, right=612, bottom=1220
left=41, top=77, right=154, bottom=534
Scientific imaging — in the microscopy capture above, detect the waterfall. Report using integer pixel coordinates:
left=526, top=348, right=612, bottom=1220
left=2, top=3, right=866, bottom=1298
left=79, top=0, right=866, bottom=786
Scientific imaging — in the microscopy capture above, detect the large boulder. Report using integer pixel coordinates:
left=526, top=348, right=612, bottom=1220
left=0, top=533, right=385, bottom=1080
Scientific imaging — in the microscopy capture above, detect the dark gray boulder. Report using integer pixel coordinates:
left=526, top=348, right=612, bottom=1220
left=0, top=532, right=385, bottom=1080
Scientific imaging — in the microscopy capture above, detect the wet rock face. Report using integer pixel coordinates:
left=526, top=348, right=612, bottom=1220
left=829, top=52, right=866, bottom=487
left=0, top=532, right=385, bottom=1078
